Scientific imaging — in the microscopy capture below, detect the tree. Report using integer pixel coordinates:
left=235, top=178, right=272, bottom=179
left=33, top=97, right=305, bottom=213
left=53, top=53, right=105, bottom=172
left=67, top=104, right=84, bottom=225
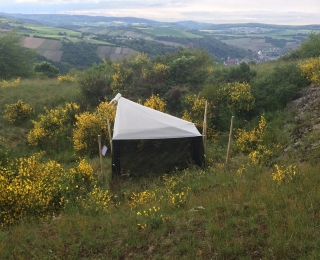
left=33, top=61, right=60, bottom=78
left=0, top=30, right=35, bottom=79
left=283, top=32, right=320, bottom=60
left=78, top=61, right=113, bottom=106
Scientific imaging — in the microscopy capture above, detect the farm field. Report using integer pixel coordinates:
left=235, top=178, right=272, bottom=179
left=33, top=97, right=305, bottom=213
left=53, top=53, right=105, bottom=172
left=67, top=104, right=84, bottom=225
left=78, top=26, right=153, bottom=40
left=136, top=26, right=202, bottom=38
left=222, top=38, right=273, bottom=51
left=8, top=21, right=81, bottom=38
left=199, top=26, right=319, bottom=51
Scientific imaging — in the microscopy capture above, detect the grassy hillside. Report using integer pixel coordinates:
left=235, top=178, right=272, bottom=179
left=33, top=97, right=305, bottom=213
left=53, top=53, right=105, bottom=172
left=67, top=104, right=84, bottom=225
left=1, top=29, right=320, bottom=258
left=1, top=70, right=320, bottom=259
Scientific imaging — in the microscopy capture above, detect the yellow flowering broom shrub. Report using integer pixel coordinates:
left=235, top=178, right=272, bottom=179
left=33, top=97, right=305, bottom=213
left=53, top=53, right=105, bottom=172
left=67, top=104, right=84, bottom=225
left=236, top=115, right=267, bottom=153
left=182, top=94, right=216, bottom=139
left=61, top=158, right=95, bottom=206
left=0, top=154, right=99, bottom=227
left=128, top=190, right=157, bottom=210
left=299, top=56, right=320, bottom=85
left=218, top=82, right=255, bottom=112
left=77, top=185, right=113, bottom=215
left=144, top=94, right=166, bottom=112
left=28, top=102, right=80, bottom=150
left=57, top=75, right=77, bottom=83
left=0, top=152, right=65, bottom=227
left=272, top=164, right=298, bottom=184
left=4, top=99, right=34, bottom=125
left=73, top=101, right=116, bottom=156
left=235, top=115, right=282, bottom=166
left=1, top=77, right=20, bottom=87
left=163, top=173, right=191, bottom=208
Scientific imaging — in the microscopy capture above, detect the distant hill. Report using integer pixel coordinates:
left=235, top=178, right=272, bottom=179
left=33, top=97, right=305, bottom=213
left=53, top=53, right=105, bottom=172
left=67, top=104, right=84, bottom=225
left=2, top=12, right=320, bottom=31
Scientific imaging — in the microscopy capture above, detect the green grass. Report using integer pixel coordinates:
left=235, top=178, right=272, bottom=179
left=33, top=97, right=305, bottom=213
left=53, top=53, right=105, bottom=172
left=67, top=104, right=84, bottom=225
left=0, top=78, right=81, bottom=155
left=11, top=22, right=82, bottom=38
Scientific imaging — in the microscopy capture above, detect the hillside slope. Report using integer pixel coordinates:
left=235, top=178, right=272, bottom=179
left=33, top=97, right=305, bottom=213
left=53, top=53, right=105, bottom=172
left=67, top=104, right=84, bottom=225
left=285, top=84, right=320, bottom=163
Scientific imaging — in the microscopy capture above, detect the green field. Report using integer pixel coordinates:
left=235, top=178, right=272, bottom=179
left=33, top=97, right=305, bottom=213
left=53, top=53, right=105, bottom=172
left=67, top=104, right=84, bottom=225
left=136, top=26, right=202, bottom=38
left=8, top=21, right=82, bottom=38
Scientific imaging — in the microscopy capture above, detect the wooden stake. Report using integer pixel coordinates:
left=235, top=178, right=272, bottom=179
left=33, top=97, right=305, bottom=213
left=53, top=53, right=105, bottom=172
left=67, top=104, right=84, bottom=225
left=202, top=100, right=208, bottom=157
left=226, top=116, right=234, bottom=166
left=107, top=115, right=113, bottom=154
left=98, top=135, right=105, bottom=183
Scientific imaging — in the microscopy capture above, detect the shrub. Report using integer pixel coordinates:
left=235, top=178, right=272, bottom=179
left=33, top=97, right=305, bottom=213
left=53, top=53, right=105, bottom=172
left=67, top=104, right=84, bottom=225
left=217, top=82, right=255, bottom=112
left=33, top=61, right=60, bottom=78
left=0, top=154, right=97, bottom=227
left=144, top=94, right=166, bottom=112
left=4, top=99, right=34, bottom=125
left=271, top=164, right=298, bottom=184
left=1, top=77, right=20, bottom=87
left=57, top=75, right=77, bottom=83
left=251, top=63, right=308, bottom=112
left=78, top=62, right=113, bottom=106
left=73, top=101, right=116, bottom=156
left=182, top=94, right=216, bottom=139
left=27, top=102, right=80, bottom=151
left=299, top=56, right=320, bottom=85
left=0, top=152, right=65, bottom=227
left=235, top=115, right=282, bottom=166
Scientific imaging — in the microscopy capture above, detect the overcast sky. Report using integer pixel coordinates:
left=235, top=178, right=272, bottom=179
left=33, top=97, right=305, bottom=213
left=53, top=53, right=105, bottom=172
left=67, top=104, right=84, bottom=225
left=0, top=0, right=320, bottom=25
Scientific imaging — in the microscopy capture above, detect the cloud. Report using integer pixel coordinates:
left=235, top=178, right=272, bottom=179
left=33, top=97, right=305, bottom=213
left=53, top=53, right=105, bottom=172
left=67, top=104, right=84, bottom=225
left=1, top=0, right=319, bottom=25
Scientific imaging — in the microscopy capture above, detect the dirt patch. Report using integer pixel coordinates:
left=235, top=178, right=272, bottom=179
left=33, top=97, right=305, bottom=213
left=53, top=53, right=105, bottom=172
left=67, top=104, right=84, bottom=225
left=97, top=46, right=112, bottom=54
left=23, top=37, right=46, bottom=49
left=110, top=53, right=126, bottom=60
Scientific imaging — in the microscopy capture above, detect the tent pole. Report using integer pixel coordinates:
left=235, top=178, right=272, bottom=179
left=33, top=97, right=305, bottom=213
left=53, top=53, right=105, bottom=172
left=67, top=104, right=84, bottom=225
left=98, top=135, right=105, bottom=184
left=226, top=116, right=234, bottom=166
left=202, top=100, right=208, bottom=159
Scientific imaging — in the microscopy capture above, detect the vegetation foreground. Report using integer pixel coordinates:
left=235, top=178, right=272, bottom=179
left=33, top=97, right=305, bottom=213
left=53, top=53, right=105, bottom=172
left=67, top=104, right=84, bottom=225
left=1, top=31, right=320, bottom=259
left=1, top=159, right=320, bottom=259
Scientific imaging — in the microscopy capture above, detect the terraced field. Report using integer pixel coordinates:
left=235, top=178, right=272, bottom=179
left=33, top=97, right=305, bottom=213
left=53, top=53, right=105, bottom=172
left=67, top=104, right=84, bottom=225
left=97, top=46, right=137, bottom=60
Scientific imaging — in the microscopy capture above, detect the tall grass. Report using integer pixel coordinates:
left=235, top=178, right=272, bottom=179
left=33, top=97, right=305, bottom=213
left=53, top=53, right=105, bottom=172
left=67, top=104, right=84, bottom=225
left=0, top=161, right=319, bottom=259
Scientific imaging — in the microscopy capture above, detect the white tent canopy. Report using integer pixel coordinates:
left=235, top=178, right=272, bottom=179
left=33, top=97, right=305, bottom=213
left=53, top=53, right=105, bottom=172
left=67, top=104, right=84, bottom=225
left=112, top=96, right=201, bottom=140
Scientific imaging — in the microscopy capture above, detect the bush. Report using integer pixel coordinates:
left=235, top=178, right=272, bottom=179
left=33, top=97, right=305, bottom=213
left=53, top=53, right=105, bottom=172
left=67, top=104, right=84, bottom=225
left=33, top=61, right=60, bottom=78
left=235, top=115, right=282, bottom=166
left=283, top=32, right=320, bottom=60
left=144, top=94, right=166, bottom=112
left=251, top=63, right=308, bottom=112
left=78, top=62, right=113, bottom=106
left=57, top=75, right=77, bottom=83
left=299, top=56, right=320, bottom=85
left=182, top=94, right=216, bottom=139
left=28, top=102, right=80, bottom=152
left=4, top=99, right=34, bottom=125
left=73, top=101, right=116, bottom=156
left=1, top=77, right=20, bottom=87
left=0, top=152, right=65, bottom=227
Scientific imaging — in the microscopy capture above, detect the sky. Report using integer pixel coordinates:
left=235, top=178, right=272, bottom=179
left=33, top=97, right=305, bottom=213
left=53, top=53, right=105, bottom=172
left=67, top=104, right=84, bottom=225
left=0, top=0, right=320, bottom=25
